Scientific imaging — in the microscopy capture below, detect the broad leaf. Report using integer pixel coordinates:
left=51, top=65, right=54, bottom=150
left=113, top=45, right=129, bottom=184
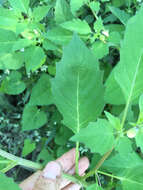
left=0, top=173, right=21, bottom=190
left=22, top=139, right=36, bottom=157
left=70, top=0, right=88, bottom=15
left=32, top=5, right=51, bottom=22
left=25, top=46, right=46, bottom=73
left=22, top=104, right=47, bottom=131
left=46, top=27, right=72, bottom=45
left=55, top=0, right=73, bottom=24
left=0, top=52, right=24, bottom=70
left=29, top=74, right=53, bottom=106
left=120, top=166, right=143, bottom=190
left=60, top=19, right=91, bottom=35
left=109, top=6, right=130, bottom=25
left=8, top=0, right=30, bottom=14
left=0, top=71, right=26, bottom=95
left=52, top=34, right=104, bottom=133
left=115, top=6, right=143, bottom=104
left=71, top=119, right=115, bottom=154
left=103, top=152, right=143, bottom=174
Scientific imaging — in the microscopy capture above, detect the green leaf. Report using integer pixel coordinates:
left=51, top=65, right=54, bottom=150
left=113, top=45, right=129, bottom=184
left=25, top=46, right=46, bottom=73
left=60, top=19, right=91, bottom=35
left=22, top=139, right=36, bottom=157
left=89, top=2, right=100, bottom=15
left=86, top=184, right=104, bottom=190
left=32, top=5, right=51, bottom=22
left=71, top=119, right=115, bottom=154
left=37, top=148, right=54, bottom=166
left=0, top=8, right=19, bottom=31
left=0, top=52, right=24, bottom=70
left=91, top=41, right=109, bottom=60
left=109, top=6, right=130, bottom=25
left=103, top=152, right=143, bottom=174
left=55, top=126, right=73, bottom=145
left=55, top=0, right=73, bottom=24
left=115, top=6, right=143, bottom=104
left=0, top=29, right=33, bottom=53
left=52, top=34, right=104, bottom=133
left=0, top=71, right=26, bottom=95
left=70, top=0, right=88, bottom=15
left=115, top=137, right=132, bottom=155
left=135, top=128, right=143, bottom=151
left=139, top=94, right=143, bottom=112
left=105, top=111, right=121, bottom=131
left=22, top=104, right=47, bottom=131
left=29, top=74, right=53, bottom=106
left=120, top=166, right=143, bottom=190
left=8, top=0, right=30, bottom=14
left=104, top=65, right=126, bottom=105
left=46, top=27, right=72, bottom=45
left=0, top=173, right=21, bottom=190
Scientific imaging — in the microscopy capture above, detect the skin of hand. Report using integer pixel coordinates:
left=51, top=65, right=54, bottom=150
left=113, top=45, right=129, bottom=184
left=19, top=148, right=89, bottom=190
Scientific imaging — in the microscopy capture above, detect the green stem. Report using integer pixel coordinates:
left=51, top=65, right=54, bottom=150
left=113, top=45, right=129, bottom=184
left=75, top=141, right=79, bottom=174
left=97, top=170, right=122, bottom=181
left=82, top=148, right=114, bottom=180
left=0, top=148, right=43, bottom=170
left=62, top=173, right=88, bottom=187
left=0, top=162, right=17, bottom=173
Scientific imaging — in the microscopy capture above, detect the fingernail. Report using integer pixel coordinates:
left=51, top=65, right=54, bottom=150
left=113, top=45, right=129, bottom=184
left=42, top=161, right=61, bottom=180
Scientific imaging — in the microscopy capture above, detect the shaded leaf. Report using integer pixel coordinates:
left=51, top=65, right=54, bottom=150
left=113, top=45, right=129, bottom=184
left=22, top=104, right=47, bottom=131
left=70, top=0, right=88, bottom=15
left=0, top=71, right=26, bottom=95
left=29, top=74, right=53, bottom=106
left=25, top=46, right=46, bottom=73
left=0, top=173, right=21, bottom=190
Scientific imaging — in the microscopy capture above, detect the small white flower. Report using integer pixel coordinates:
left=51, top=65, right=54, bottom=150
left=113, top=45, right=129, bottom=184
left=102, top=30, right=109, bottom=37
left=20, top=48, right=25, bottom=52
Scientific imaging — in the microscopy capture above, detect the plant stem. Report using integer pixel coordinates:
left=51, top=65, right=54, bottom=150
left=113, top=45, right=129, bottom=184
left=0, top=148, right=43, bottom=170
left=82, top=147, right=114, bottom=180
left=75, top=141, right=79, bottom=174
left=97, top=170, right=122, bottom=181
left=0, top=162, right=18, bottom=173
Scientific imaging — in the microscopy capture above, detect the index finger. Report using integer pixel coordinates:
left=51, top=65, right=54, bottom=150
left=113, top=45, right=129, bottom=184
left=56, top=148, right=77, bottom=172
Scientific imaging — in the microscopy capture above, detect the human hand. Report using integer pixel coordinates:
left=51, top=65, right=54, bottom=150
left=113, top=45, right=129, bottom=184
left=19, top=148, right=89, bottom=190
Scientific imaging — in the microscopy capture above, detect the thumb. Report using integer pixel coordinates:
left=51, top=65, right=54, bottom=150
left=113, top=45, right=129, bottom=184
left=33, top=161, right=62, bottom=190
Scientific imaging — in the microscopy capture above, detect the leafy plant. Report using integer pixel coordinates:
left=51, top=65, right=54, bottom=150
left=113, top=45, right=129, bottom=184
left=1, top=0, right=143, bottom=189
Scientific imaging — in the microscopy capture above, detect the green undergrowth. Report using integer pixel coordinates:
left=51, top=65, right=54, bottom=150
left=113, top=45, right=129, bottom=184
left=1, top=0, right=143, bottom=189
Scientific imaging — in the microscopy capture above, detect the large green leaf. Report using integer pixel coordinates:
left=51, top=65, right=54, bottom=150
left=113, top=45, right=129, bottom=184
left=103, top=152, right=143, bottom=174
left=8, top=0, right=30, bottom=14
left=46, top=27, right=72, bottom=46
left=0, top=7, right=19, bottom=31
left=71, top=119, right=115, bottom=154
left=0, top=29, right=32, bottom=53
left=0, top=173, right=21, bottom=190
left=22, top=104, right=47, bottom=131
left=60, top=19, right=91, bottom=35
left=0, top=52, right=24, bottom=70
left=24, top=46, right=46, bottom=73
left=120, top=166, right=143, bottom=190
left=52, top=34, right=104, bottom=133
left=114, top=6, right=143, bottom=104
left=104, top=65, right=125, bottom=105
left=0, top=71, right=26, bottom=95
left=29, top=74, right=54, bottom=106
left=55, top=0, right=73, bottom=24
